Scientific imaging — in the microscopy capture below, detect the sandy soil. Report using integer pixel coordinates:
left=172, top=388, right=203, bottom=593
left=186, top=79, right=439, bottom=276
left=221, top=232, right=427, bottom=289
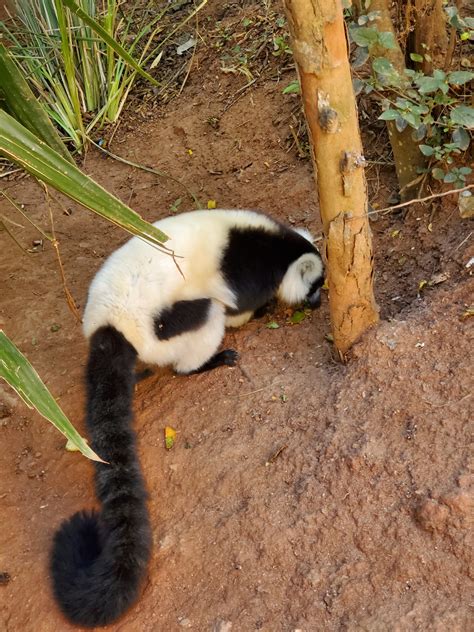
left=0, top=2, right=473, bottom=631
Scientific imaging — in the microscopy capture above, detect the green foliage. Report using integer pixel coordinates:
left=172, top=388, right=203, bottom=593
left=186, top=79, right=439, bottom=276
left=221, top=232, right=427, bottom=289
left=347, top=9, right=473, bottom=189
left=214, top=6, right=290, bottom=82
left=445, top=4, right=474, bottom=40
left=0, top=331, right=102, bottom=461
left=0, top=0, right=206, bottom=150
left=272, top=35, right=292, bottom=57
left=351, top=26, right=396, bottom=51
left=0, top=0, right=159, bottom=150
left=0, top=43, right=73, bottom=163
left=0, top=109, right=171, bottom=248
left=282, top=81, right=301, bottom=95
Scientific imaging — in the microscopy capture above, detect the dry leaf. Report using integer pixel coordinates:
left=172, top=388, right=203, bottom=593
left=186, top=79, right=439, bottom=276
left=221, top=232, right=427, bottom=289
left=164, top=426, right=177, bottom=450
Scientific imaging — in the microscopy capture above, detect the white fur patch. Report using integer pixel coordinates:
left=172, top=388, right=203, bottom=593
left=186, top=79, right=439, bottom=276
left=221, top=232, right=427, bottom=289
left=277, top=253, right=323, bottom=304
left=225, top=311, right=254, bottom=328
left=294, top=226, right=314, bottom=243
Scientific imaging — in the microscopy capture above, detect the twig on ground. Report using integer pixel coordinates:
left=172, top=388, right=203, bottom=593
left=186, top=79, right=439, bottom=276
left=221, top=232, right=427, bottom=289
left=89, top=138, right=201, bottom=209
left=369, top=184, right=474, bottom=217
left=40, top=183, right=82, bottom=324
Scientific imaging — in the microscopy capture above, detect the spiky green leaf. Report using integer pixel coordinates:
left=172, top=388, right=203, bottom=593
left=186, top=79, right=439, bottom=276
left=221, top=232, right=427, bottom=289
left=0, top=110, right=170, bottom=248
left=0, top=331, right=102, bottom=462
left=0, top=43, right=73, bottom=163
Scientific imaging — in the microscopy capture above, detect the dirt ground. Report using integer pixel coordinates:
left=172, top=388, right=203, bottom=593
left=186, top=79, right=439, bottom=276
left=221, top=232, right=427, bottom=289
left=0, top=2, right=473, bottom=631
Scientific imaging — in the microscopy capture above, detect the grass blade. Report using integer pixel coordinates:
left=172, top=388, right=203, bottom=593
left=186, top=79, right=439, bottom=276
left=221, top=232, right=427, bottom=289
left=0, top=110, right=170, bottom=248
left=0, top=330, right=103, bottom=462
left=0, top=43, right=73, bottom=163
left=53, top=0, right=85, bottom=147
left=61, top=0, right=159, bottom=87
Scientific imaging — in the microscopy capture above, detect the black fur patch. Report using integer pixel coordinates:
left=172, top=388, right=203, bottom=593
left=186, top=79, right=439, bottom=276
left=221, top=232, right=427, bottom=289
left=221, top=224, right=318, bottom=313
left=308, top=276, right=324, bottom=295
left=50, top=326, right=152, bottom=627
left=191, top=349, right=239, bottom=374
left=154, top=298, right=211, bottom=341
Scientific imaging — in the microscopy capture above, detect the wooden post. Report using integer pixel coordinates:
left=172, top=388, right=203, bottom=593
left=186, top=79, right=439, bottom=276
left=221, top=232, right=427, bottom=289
left=284, top=0, right=379, bottom=355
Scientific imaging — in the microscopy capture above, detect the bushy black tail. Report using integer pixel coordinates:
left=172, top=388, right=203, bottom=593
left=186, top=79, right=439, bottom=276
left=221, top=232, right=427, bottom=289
left=50, top=326, right=152, bottom=627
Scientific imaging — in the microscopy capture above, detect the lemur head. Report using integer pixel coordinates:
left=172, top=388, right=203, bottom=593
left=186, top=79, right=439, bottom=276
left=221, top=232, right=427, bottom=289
left=277, top=228, right=324, bottom=307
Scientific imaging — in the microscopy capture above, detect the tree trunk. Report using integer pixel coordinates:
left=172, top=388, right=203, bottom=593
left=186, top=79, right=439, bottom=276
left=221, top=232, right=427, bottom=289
left=283, top=0, right=379, bottom=355
left=371, top=0, right=428, bottom=200
left=413, top=0, right=448, bottom=75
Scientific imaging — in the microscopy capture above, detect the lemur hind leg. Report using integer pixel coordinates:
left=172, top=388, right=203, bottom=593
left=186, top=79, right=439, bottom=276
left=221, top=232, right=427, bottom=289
left=190, top=349, right=239, bottom=374
left=134, top=368, right=154, bottom=383
left=253, top=298, right=277, bottom=319
left=169, top=299, right=233, bottom=375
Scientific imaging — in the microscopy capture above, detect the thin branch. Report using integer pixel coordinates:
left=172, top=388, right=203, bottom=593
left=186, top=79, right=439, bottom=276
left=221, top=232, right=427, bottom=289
left=177, top=11, right=200, bottom=97
left=0, top=213, right=24, bottom=229
left=453, top=230, right=472, bottom=253
left=0, top=219, right=29, bottom=254
left=0, top=168, right=22, bottom=179
left=1, top=189, right=52, bottom=241
left=369, top=184, right=474, bottom=216
left=88, top=138, right=202, bottom=209
left=40, top=183, right=82, bottom=324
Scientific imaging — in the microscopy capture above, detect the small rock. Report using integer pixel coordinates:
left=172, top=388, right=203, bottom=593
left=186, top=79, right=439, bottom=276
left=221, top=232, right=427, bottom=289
left=440, top=490, right=473, bottom=521
left=213, top=621, right=232, bottom=632
left=415, top=498, right=449, bottom=534
left=178, top=617, right=192, bottom=628
left=459, top=191, right=474, bottom=219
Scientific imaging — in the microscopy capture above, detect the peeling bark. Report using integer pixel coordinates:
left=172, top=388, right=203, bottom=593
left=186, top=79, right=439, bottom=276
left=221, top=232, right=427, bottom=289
left=284, top=0, right=379, bottom=355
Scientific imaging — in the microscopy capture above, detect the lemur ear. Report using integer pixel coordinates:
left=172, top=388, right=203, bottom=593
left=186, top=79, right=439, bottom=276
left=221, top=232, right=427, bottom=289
left=294, top=227, right=314, bottom=243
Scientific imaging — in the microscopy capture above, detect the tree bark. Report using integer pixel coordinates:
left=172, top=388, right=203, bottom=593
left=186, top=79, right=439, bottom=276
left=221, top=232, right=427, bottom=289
left=370, top=0, right=428, bottom=200
left=413, top=0, right=448, bottom=75
left=284, top=0, right=379, bottom=355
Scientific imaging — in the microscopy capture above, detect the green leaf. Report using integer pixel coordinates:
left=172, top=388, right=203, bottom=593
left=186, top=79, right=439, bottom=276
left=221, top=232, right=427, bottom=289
left=378, top=109, right=400, bottom=120
left=419, top=144, right=435, bottom=156
left=378, top=31, right=396, bottom=49
left=0, top=331, right=102, bottom=462
left=431, top=168, right=445, bottom=180
left=452, top=127, right=471, bottom=151
left=351, top=26, right=379, bottom=48
left=448, top=70, right=474, bottom=85
left=372, top=57, right=395, bottom=75
left=353, top=78, right=365, bottom=96
left=289, top=311, right=306, bottom=324
left=0, top=110, right=170, bottom=248
left=282, top=81, right=300, bottom=95
left=410, top=53, right=424, bottom=62
left=53, top=0, right=85, bottom=144
left=352, top=46, right=369, bottom=68
left=450, top=105, right=474, bottom=129
left=395, top=116, right=408, bottom=132
left=416, top=75, right=445, bottom=94
left=400, top=109, right=420, bottom=128
left=0, top=44, right=73, bottom=163
left=61, top=0, right=159, bottom=87
left=412, top=124, right=427, bottom=141
left=266, top=321, right=280, bottom=329
left=443, top=172, right=458, bottom=183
